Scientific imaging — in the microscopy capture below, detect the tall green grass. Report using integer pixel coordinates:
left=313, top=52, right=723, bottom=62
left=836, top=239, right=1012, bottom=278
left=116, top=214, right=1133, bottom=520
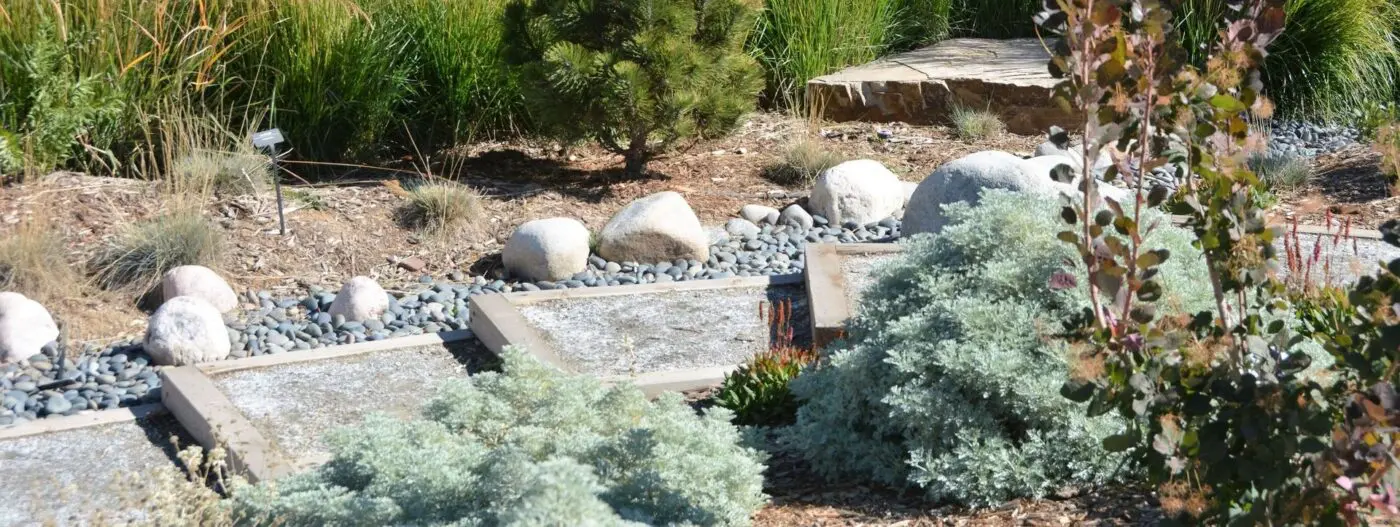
left=1174, top=0, right=1400, bottom=121
left=0, top=0, right=519, bottom=173
left=947, top=0, right=1039, bottom=38
left=750, top=0, right=904, bottom=105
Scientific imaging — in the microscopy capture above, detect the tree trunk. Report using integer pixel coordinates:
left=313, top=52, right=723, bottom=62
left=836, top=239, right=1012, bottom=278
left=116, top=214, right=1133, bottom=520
left=623, top=134, right=649, bottom=179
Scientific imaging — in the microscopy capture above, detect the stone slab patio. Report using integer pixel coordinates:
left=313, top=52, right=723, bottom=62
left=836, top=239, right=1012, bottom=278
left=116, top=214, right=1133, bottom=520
left=807, top=38, right=1066, bottom=134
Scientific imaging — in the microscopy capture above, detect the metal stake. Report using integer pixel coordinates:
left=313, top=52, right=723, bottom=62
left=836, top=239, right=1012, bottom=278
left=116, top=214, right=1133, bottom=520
left=252, top=128, right=289, bottom=236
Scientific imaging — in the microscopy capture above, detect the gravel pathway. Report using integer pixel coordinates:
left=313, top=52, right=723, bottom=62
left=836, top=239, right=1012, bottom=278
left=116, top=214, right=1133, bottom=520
left=518, top=284, right=808, bottom=376
left=0, top=413, right=191, bottom=526
left=2, top=212, right=893, bottom=424
left=214, top=341, right=487, bottom=469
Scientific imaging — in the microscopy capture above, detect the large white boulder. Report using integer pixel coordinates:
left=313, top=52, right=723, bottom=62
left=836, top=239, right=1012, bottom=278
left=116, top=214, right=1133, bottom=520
left=597, top=191, right=709, bottom=263
left=0, top=292, right=59, bottom=363
left=144, top=296, right=231, bottom=366
left=503, top=218, right=591, bottom=282
left=161, top=265, right=238, bottom=313
left=809, top=160, right=905, bottom=226
left=904, top=151, right=1131, bottom=236
left=328, top=276, right=389, bottom=322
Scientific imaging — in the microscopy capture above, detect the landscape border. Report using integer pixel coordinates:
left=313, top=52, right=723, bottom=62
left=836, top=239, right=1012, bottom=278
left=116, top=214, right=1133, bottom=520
left=159, top=329, right=475, bottom=483
left=804, top=243, right=905, bottom=350
left=469, top=273, right=805, bottom=397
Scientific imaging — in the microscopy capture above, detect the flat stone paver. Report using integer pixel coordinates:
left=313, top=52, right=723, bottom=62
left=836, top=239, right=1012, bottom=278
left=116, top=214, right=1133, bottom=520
left=516, top=284, right=810, bottom=377
left=808, top=38, right=1066, bottom=134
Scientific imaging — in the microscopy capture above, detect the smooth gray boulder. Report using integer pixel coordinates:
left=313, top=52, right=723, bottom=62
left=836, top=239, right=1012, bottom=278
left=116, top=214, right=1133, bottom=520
left=144, top=296, right=231, bottom=365
left=598, top=191, right=709, bottom=263
left=161, top=265, right=238, bottom=313
left=328, top=276, right=389, bottom=322
left=725, top=218, right=761, bottom=239
left=0, top=292, right=59, bottom=363
left=503, top=218, right=591, bottom=282
left=779, top=204, right=814, bottom=230
left=904, top=151, right=1131, bottom=236
left=740, top=204, right=780, bottom=225
left=810, top=160, right=905, bottom=225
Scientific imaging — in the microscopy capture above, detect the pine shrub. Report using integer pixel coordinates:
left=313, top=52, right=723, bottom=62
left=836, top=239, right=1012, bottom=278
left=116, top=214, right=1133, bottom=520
left=504, top=0, right=764, bottom=177
left=782, top=190, right=1218, bottom=507
left=232, top=347, right=769, bottom=525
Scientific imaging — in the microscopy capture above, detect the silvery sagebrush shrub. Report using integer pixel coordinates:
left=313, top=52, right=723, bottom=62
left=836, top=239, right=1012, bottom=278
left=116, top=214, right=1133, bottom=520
left=782, top=189, right=1217, bottom=507
left=230, top=347, right=768, bottom=526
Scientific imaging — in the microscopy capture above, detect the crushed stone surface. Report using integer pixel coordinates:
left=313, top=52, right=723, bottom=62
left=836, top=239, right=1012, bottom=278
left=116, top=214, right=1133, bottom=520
left=518, top=285, right=807, bottom=376
left=215, top=340, right=487, bottom=468
left=0, top=415, right=189, bottom=527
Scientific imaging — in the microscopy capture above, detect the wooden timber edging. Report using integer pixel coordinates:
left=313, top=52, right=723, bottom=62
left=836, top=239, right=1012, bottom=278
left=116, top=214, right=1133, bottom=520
left=0, top=403, right=166, bottom=441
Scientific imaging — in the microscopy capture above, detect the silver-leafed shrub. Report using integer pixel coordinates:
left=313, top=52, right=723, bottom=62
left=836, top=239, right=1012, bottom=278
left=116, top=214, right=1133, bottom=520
left=231, top=347, right=768, bottom=525
left=782, top=189, right=1217, bottom=506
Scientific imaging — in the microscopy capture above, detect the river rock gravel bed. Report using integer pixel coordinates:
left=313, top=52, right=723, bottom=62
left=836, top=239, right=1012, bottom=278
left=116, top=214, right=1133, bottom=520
left=2, top=214, right=898, bottom=425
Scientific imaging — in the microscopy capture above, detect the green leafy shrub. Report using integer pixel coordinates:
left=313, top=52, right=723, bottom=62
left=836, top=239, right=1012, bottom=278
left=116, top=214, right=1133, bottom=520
left=505, top=0, right=763, bottom=177
left=783, top=189, right=1216, bottom=507
left=232, top=347, right=768, bottom=525
left=1040, top=0, right=1347, bottom=522
left=0, top=26, right=121, bottom=176
left=1292, top=222, right=1400, bottom=524
left=949, top=104, right=1004, bottom=141
left=91, top=209, right=223, bottom=291
left=760, top=138, right=842, bottom=186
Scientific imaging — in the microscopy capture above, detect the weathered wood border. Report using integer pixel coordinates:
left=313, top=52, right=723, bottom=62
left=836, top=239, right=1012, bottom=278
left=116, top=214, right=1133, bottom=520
left=0, top=403, right=165, bottom=441
left=159, top=366, right=295, bottom=484
left=804, top=243, right=905, bottom=350
left=198, top=329, right=475, bottom=376
left=470, top=274, right=805, bottom=394
left=162, top=329, right=482, bottom=482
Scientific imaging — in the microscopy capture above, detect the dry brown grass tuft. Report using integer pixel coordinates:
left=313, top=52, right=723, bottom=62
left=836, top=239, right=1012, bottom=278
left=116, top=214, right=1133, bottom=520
left=400, top=181, right=485, bottom=235
left=950, top=104, right=1006, bottom=142
left=762, top=138, right=842, bottom=186
left=0, top=215, right=79, bottom=305
left=90, top=206, right=224, bottom=292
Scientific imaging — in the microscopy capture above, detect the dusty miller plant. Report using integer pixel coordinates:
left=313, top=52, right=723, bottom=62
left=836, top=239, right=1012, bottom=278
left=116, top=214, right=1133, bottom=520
left=1040, top=0, right=1341, bottom=523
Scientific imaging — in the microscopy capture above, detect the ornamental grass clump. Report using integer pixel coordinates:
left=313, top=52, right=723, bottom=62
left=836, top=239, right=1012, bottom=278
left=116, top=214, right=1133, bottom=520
left=231, top=347, right=768, bottom=525
left=784, top=189, right=1216, bottom=507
